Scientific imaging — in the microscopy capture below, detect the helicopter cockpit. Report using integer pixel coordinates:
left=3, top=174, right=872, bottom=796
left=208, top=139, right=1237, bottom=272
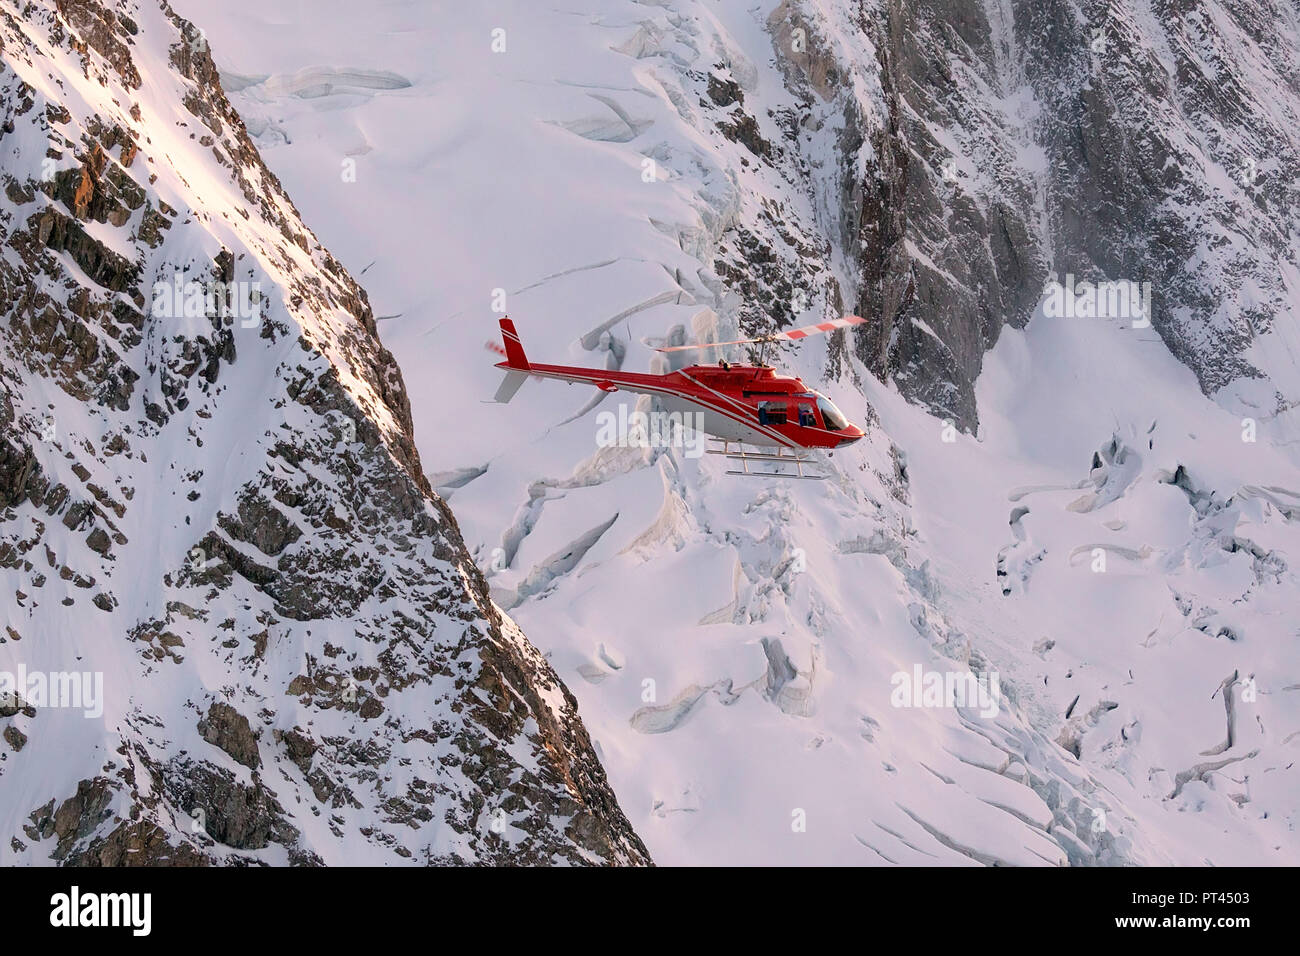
left=814, top=393, right=849, bottom=431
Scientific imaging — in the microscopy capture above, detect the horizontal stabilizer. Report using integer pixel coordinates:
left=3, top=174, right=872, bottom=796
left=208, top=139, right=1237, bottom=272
left=493, top=369, right=528, bottom=403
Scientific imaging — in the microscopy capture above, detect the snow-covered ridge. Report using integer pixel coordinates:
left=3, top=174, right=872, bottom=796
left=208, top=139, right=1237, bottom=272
left=0, top=0, right=649, bottom=865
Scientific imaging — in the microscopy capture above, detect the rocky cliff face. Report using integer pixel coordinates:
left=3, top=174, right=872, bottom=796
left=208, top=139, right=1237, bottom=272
left=1017, top=0, right=1300, bottom=406
left=0, top=0, right=649, bottom=865
left=755, top=0, right=1300, bottom=431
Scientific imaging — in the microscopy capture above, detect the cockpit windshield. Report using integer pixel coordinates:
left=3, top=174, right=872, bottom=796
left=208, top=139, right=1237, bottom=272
left=815, top=393, right=849, bottom=431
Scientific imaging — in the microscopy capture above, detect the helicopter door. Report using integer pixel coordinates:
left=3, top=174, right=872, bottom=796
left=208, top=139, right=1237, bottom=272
left=797, top=403, right=816, bottom=427
left=757, top=401, right=788, bottom=426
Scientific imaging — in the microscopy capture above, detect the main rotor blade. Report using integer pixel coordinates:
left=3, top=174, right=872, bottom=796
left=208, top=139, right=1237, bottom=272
left=651, top=315, right=867, bottom=353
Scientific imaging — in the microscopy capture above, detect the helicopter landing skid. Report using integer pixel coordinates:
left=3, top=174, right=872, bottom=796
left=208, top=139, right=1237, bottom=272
left=707, top=441, right=827, bottom=480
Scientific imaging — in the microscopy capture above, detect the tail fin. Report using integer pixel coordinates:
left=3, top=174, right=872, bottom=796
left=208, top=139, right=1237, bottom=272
left=498, top=317, right=530, bottom=370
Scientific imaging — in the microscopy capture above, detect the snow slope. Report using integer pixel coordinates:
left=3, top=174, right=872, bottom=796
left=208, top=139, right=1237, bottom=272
left=168, top=0, right=1299, bottom=865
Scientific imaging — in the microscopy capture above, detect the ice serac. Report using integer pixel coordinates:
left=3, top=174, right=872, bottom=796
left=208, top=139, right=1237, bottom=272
left=0, top=0, right=650, bottom=865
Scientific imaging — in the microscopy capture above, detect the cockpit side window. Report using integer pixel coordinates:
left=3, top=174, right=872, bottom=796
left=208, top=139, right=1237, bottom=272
left=816, top=394, right=848, bottom=431
left=757, top=401, right=788, bottom=425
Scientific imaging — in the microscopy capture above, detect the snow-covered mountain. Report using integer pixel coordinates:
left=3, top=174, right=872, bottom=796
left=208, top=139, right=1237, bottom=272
left=8, top=0, right=1298, bottom=866
left=851, top=0, right=1300, bottom=431
left=0, top=0, right=649, bottom=865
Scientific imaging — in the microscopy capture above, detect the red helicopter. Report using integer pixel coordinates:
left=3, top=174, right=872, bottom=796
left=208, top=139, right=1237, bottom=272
left=488, top=315, right=866, bottom=478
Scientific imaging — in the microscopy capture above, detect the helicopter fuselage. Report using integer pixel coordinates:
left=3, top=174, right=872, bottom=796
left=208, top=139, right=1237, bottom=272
left=496, top=340, right=864, bottom=450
